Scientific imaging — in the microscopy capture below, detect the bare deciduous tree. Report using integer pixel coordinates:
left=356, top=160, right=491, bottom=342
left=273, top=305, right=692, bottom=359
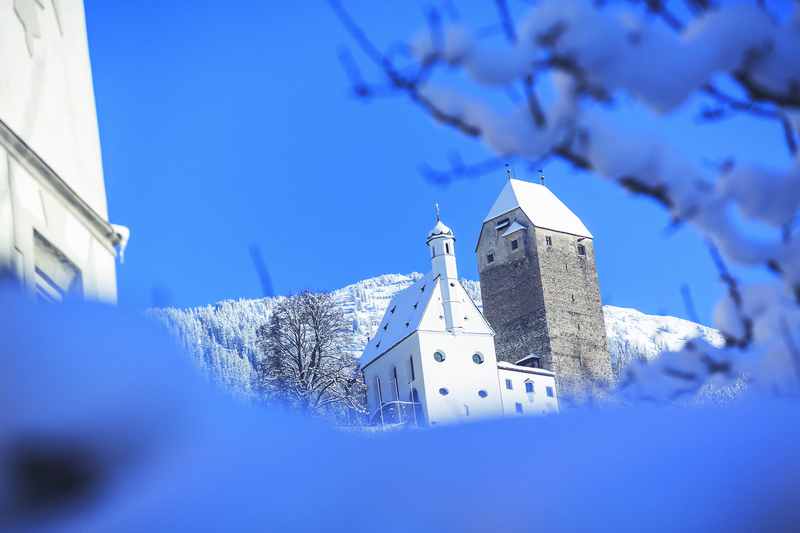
left=255, top=291, right=366, bottom=422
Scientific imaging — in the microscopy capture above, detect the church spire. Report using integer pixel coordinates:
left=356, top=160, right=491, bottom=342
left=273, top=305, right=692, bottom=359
left=426, top=208, right=461, bottom=331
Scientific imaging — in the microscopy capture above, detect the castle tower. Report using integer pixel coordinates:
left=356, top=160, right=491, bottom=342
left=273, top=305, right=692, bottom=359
left=476, top=178, right=612, bottom=399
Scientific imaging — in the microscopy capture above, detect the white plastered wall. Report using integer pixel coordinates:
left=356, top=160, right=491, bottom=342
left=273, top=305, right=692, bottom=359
left=0, top=0, right=117, bottom=301
left=498, top=366, right=559, bottom=416
left=417, top=331, right=503, bottom=425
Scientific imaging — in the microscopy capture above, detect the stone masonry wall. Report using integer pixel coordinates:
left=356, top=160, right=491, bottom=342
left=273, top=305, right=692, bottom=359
left=477, top=208, right=613, bottom=401
left=477, top=208, right=550, bottom=365
left=533, top=227, right=613, bottom=399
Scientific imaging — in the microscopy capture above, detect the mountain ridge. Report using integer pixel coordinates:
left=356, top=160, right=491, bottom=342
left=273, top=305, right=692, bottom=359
left=150, top=273, right=722, bottom=394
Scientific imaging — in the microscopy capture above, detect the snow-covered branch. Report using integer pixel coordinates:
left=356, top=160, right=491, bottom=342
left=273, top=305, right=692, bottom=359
left=333, top=0, right=800, bottom=402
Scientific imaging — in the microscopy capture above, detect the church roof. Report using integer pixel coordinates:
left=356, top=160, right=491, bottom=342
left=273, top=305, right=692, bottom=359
left=359, top=273, right=493, bottom=369
left=484, top=179, right=593, bottom=238
left=360, top=272, right=437, bottom=369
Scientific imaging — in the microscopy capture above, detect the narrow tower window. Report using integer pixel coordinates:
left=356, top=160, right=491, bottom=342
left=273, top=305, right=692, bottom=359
left=515, top=402, right=524, bottom=414
left=445, top=242, right=451, bottom=254
left=511, top=239, right=519, bottom=250
left=545, top=236, right=552, bottom=246
left=487, top=253, right=494, bottom=264
left=409, top=356, right=415, bottom=381
left=505, top=379, right=513, bottom=390
left=577, top=243, right=586, bottom=256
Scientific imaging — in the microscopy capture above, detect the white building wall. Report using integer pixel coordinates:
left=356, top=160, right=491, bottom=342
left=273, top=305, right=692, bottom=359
left=497, top=364, right=559, bottom=416
left=0, top=0, right=119, bottom=302
left=417, top=331, right=503, bottom=425
left=0, top=0, right=107, bottom=214
left=362, top=333, right=426, bottom=425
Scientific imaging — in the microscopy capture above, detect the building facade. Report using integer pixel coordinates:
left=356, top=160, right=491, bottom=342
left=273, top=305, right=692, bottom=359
left=0, top=0, right=124, bottom=302
left=476, top=179, right=613, bottom=400
left=361, top=215, right=558, bottom=427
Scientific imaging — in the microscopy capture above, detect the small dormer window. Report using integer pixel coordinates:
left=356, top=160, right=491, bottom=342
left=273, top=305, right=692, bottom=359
left=577, top=243, right=586, bottom=256
left=511, top=239, right=519, bottom=250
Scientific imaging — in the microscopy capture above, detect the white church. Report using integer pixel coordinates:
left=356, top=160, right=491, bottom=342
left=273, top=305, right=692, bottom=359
left=360, top=211, right=559, bottom=427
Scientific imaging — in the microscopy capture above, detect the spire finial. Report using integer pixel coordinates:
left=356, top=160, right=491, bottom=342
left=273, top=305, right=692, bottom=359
left=434, top=202, right=441, bottom=222
left=538, top=168, right=545, bottom=186
left=505, top=163, right=513, bottom=180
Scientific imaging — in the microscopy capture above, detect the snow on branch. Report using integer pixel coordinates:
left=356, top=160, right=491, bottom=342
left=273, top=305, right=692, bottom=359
left=332, top=0, right=800, bottom=402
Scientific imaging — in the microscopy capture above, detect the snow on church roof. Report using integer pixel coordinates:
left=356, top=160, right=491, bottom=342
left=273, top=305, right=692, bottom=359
left=427, top=220, right=454, bottom=240
left=484, top=179, right=593, bottom=238
left=359, top=272, right=493, bottom=369
left=359, top=272, right=438, bottom=369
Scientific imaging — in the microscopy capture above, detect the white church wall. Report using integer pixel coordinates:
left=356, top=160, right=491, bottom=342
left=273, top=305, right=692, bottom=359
left=417, top=331, right=503, bottom=425
left=497, top=363, right=559, bottom=416
left=362, top=333, right=426, bottom=424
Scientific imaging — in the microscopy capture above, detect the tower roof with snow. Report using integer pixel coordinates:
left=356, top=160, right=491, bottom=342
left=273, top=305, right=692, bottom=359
left=484, top=179, right=593, bottom=238
left=427, top=220, right=454, bottom=241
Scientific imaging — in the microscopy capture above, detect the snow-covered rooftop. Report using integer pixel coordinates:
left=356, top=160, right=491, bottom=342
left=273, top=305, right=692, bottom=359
left=427, top=220, right=454, bottom=240
left=359, top=272, right=438, bottom=368
left=484, top=179, right=593, bottom=238
left=501, top=220, right=527, bottom=238
left=497, top=361, right=555, bottom=377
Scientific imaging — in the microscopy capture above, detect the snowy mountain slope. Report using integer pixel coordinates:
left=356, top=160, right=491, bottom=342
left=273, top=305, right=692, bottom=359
left=150, top=273, right=722, bottom=394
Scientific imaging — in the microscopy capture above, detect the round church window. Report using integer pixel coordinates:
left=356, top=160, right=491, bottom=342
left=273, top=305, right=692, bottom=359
left=472, top=353, right=485, bottom=364
left=433, top=351, right=446, bottom=362
left=478, top=390, right=488, bottom=398
left=439, top=388, right=449, bottom=396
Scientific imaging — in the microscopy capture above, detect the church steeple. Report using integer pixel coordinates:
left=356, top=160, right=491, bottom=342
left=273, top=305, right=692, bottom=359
left=426, top=205, right=461, bottom=332
left=426, top=206, right=458, bottom=281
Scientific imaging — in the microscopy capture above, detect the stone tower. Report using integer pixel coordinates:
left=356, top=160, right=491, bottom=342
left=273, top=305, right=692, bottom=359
left=476, top=178, right=612, bottom=399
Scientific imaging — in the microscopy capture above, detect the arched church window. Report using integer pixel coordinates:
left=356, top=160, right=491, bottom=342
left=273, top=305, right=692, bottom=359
left=472, top=353, right=485, bottom=365
left=433, top=351, right=446, bottom=362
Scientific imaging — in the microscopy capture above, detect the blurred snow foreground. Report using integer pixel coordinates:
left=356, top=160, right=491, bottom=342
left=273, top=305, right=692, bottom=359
left=3, top=286, right=800, bottom=532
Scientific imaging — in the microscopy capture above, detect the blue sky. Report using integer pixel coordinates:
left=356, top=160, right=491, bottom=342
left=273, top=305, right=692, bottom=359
left=84, top=2, right=791, bottom=324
